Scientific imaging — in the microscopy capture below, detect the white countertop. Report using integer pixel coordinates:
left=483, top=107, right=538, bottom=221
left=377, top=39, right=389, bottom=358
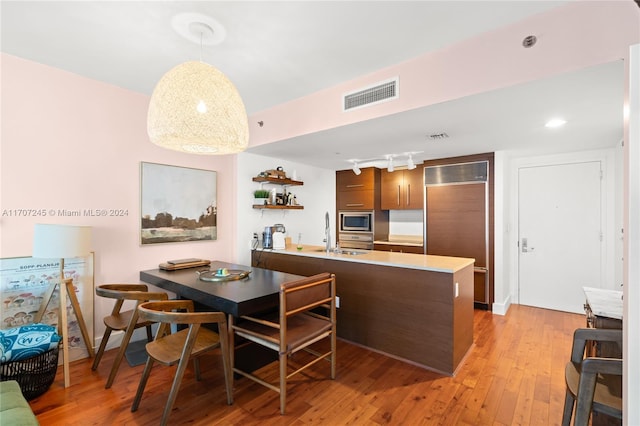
left=583, top=287, right=623, bottom=320
left=257, top=245, right=474, bottom=273
left=374, top=234, right=423, bottom=246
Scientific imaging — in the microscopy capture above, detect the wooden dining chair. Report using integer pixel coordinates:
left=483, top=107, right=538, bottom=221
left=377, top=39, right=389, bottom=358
left=230, top=272, right=336, bottom=414
left=562, top=327, right=622, bottom=426
left=130, top=300, right=233, bottom=426
left=91, top=284, right=168, bottom=389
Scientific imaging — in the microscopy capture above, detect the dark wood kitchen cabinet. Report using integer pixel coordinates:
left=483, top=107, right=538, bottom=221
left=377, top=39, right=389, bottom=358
left=381, top=167, right=423, bottom=210
left=252, top=249, right=474, bottom=375
left=336, top=167, right=380, bottom=210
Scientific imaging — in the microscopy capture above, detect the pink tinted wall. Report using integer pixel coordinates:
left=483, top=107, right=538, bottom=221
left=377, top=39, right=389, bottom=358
left=248, top=1, right=640, bottom=148
left=0, top=53, right=237, bottom=298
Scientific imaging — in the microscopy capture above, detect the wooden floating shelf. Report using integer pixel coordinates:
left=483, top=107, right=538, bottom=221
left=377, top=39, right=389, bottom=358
left=252, top=177, right=304, bottom=186
left=252, top=205, right=304, bottom=210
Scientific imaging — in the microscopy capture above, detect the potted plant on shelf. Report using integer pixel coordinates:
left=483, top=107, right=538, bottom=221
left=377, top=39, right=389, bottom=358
left=253, top=189, right=270, bottom=205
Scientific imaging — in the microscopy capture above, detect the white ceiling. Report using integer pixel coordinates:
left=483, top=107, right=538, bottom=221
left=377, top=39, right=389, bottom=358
left=1, top=1, right=624, bottom=170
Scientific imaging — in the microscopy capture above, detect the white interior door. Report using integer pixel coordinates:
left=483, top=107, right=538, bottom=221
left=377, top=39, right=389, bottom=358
left=518, top=161, right=603, bottom=314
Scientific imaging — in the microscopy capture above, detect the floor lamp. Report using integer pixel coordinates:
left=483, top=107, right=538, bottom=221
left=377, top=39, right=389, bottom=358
left=32, top=223, right=95, bottom=388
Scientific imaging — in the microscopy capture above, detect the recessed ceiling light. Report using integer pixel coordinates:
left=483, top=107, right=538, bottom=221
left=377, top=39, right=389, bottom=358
left=545, top=118, right=567, bottom=128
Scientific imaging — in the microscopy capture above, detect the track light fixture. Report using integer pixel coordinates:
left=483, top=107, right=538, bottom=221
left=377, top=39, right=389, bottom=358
left=407, top=154, right=416, bottom=170
left=346, top=151, right=421, bottom=173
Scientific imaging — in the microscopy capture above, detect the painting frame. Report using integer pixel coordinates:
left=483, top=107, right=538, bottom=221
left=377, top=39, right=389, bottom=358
left=140, top=162, right=217, bottom=245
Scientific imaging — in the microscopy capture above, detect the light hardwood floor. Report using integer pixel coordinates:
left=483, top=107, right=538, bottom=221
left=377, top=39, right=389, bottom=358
left=29, top=304, right=584, bottom=425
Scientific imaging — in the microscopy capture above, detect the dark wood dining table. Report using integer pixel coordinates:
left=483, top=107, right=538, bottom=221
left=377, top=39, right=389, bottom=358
left=139, top=260, right=305, bottom=317
left=140, top=260, right=307, bottom=371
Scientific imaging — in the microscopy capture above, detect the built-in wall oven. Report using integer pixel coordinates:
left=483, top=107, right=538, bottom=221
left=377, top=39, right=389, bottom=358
left=338, top=211, right=374, bottom=250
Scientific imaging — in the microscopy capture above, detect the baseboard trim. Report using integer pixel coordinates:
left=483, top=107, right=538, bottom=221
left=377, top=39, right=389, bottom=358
left=492, top=295, right=511, bottom=316
left=93, top=328, right=150, bottom=352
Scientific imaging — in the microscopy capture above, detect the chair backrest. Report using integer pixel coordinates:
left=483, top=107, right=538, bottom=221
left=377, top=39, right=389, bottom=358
left=138, top=300, right=228, bottom=352
left=570, top=328, right=622, bottom=363
left=96, top=284, right=168, bottom=301
left=280, top=272, right=335, bottom=318
left=137, top=300, right=227, bottom=326
left=96, top=284, right=168, bottom=317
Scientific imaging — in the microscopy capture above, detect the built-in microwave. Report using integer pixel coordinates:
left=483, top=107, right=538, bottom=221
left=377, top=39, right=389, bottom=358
left=339, top=211, right=373, bottom=233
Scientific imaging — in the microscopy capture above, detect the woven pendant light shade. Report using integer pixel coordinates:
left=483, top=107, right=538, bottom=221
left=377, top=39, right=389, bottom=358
left=147, top=61, right=249, bottom=155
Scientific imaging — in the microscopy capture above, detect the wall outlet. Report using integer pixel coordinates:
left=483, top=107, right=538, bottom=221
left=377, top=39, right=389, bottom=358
left=455, top=282, right=459, bottom=298
left=336, top=296, right=340, bottom=308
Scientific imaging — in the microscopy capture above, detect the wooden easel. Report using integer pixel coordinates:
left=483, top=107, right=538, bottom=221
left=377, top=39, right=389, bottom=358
left=34, top=278, right=94, bottom=388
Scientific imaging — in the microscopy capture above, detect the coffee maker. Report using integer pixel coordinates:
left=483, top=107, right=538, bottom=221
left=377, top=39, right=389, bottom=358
left=262, top=226, right=273, bottom=249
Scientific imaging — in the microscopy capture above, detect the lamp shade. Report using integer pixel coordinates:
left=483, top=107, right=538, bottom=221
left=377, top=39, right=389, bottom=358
left=32, top=224, right=92, bottom=259
left=147, top=60, right=249, bottom=155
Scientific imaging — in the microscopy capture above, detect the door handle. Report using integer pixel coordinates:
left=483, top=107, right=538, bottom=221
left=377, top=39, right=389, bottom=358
left=521, top=238, right=534, bottom=253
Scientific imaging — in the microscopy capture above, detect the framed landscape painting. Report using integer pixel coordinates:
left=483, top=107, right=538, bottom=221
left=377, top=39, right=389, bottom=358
left=140, top=162, right=217, bottom=245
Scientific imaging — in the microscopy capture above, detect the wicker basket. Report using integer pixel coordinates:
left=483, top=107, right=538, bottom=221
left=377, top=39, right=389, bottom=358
left=0, top=344, right=59, bottom=400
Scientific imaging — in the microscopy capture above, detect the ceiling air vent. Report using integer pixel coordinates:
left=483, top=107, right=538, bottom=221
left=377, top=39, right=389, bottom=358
left=428, top=132, right=450, bottom=140
left=343, top=77, right=399, bottom=111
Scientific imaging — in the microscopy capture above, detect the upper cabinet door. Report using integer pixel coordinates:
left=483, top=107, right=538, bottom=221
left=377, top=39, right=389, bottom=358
left=336, top=168, right=375, bottom=191
left=381, top=168, right=424, bottom=210
left=404, top=167, right=424, bottom=209
left=336, top=168, right=379, bottom=210
left=381, top=170, right=403, bottom=209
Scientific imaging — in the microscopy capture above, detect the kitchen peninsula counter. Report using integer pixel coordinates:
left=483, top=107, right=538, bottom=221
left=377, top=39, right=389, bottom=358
left=251, top=245, right=474, bottom=375
left=255, top=245, right=473, bottom=272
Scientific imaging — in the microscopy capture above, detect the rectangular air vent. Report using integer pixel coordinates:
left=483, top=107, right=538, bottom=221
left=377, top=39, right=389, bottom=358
left=424, top=161, right=488, bottom=186
left=428, top=132, right=450, bottom=140
left=343, top=77, right=399, bottom=111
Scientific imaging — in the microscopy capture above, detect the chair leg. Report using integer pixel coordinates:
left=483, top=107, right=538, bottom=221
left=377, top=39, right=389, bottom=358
left=105, top=323, right=138, bottom=389
left=131, top=357, right=155, bottom=412
left=279, top=352, right=287, bottom=415
left=330, top=330, right=336, bottom=379
left=91, top=327, right=113, bottom=371
left=145, top=325, right=153, bottom=342
left=159, top=325, right=201, bottom=426
left=161, top=354, right=192, bottom=426
left=562, top=389, right=575, bottom=426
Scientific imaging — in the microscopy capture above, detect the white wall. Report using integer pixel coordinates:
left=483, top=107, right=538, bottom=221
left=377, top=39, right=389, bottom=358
left=388, top=210, right=422, bottom=237
left=623, top=42, right=639, bottom=426
left=234, top=152, right=336, bottom=266
left=614, top=139, right=625, bottom=289
left=0, top=54, right=242, bottom=351
left=492, top=151, right=510, bottom=315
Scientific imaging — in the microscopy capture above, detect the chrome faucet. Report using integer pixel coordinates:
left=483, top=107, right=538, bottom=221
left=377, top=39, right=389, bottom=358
left=324, top=211, right=331, bottom=253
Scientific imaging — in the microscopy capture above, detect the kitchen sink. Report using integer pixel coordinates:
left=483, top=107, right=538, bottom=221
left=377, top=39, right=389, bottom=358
left=310, top=248, right=368, bottom=256
left=337, top=249, right=368, bottom=255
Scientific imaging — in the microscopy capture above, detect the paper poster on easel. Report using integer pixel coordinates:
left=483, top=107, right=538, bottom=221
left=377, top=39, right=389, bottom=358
left=0, top=254, right=94, bottom=361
